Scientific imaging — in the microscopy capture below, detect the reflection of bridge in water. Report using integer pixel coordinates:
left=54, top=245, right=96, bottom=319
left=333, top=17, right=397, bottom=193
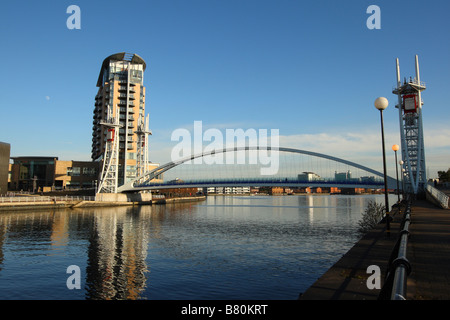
left=118, top=147, right=398, bottom=192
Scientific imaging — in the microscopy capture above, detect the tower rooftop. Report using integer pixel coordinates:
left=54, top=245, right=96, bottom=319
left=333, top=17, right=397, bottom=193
left=96, top=52, right=146, bottom=87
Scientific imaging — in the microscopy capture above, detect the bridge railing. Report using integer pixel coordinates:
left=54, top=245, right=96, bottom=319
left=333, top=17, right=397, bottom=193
left=379, top=200, right=412, bottom=300
left=136, top=177, right=386, bottom=188
left=425, top=183, right=449, bottom=209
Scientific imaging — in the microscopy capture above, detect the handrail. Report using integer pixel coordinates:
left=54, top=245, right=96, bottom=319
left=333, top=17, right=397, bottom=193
left=0, top=195, right=96, bottom=203
left=390, top=205, right=411, bottom=300
left=378, top=200, right=412, bottom=300
left=426, top=183, right=449, bottom=209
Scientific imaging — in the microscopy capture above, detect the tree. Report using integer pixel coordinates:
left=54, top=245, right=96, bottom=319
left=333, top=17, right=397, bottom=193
left=358, top=201, right=385, bottom=234
left=438, top=169, right=450, bottom=182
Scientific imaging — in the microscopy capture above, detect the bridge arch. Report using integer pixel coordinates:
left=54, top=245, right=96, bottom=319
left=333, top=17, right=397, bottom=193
left=117, top=146, right=396, bottom=192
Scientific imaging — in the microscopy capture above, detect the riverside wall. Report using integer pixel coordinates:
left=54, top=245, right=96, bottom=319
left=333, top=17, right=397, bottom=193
left=0, top=194, right=206, bottom=211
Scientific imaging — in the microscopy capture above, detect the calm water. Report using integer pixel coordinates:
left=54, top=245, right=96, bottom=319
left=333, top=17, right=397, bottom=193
left=0, top=194, right=395, bottom=300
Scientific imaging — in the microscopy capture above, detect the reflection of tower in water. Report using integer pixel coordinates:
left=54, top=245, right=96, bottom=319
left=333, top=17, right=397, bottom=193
left=85, top=206, right=151, bottom=300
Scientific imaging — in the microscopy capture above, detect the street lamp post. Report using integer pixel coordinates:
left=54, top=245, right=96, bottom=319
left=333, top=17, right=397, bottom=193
left=374, top=97, right=390, bottom=236
left=392, top=144, right=400, bottom=203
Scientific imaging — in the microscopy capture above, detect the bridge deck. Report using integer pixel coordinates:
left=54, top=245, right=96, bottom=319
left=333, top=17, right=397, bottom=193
left=299, top=191, right=450, bottom=300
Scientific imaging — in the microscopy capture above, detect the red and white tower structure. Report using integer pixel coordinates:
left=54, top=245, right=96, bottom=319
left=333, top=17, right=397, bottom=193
left=393, top=55, right=427, bottom=195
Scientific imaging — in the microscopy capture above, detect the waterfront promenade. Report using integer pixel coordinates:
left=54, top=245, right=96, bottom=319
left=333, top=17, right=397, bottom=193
left=300, top=190, right=450, bottom=300
left=0, top=194, right=206, bottom=210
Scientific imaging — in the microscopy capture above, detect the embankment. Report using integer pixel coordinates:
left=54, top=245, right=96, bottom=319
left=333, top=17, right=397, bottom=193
left=0, top=195, right=206, bottom=211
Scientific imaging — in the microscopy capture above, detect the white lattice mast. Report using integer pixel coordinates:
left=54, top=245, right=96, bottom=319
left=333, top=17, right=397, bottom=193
left=393, top=55, right=427, bottom=195
left=135, top=114, right=152, bottom=184
left=97, top=106, right=123, bottom=194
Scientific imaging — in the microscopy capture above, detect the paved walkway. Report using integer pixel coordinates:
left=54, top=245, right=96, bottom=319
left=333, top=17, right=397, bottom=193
left=299, top=193, right=450, bottom=300
left=407, top=194, right=450, bottom=299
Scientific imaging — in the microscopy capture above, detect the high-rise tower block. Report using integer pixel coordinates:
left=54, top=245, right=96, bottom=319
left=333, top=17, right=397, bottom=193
left=92, top=53, right=151, bottom=193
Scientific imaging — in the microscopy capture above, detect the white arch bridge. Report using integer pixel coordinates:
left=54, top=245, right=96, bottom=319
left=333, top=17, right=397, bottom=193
left=117, top=146, right=398, bottom=192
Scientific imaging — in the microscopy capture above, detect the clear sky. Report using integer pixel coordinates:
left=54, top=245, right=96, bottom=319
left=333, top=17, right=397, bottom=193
left=0, top=0, right=449, bottom=178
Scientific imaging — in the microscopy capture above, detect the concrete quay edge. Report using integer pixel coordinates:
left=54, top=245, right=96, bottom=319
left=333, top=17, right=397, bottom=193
left=0, top=195, right=206, bottom=211
left=299, top=203, right=406, bottom=300
left=300, top=194, right=450, bottom=300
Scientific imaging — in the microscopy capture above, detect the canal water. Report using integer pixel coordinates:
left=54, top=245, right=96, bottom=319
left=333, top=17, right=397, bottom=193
left=0, top=194, right=396, bottom=300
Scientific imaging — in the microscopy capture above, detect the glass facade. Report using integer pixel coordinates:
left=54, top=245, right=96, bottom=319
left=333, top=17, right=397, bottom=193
left=10, top=157, right=56, bottom=191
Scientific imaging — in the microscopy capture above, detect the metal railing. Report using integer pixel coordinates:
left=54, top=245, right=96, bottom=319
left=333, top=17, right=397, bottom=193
left=426, top=183, right=449, bottom=209
left=379, top=201, right=412, bottom=300
left=0, top=195, right=95, bottom=203
left=390, top=204, right=412, bottom=300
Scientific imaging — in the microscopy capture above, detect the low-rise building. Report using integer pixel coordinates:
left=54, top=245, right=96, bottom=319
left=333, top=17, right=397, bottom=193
left=54, top=160, right=99, bottom=190
left=9, top=156, right=59, bottom=192
left=8, top=157, right=100, bottom=192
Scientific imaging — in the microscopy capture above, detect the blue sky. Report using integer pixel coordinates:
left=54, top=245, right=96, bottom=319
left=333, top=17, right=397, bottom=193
left=0, top=0, right=449, bottom=178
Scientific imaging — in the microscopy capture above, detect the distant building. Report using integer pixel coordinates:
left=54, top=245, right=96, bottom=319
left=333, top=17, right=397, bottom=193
left=206, top=186, right=250, bottom=194
left=298, top=172, right=321, bottom=181
left=330, top=187, right=341, bottom=194
left=0, top=142, right=10, bottom=195
left=335, top=170, right=352, bottom=181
